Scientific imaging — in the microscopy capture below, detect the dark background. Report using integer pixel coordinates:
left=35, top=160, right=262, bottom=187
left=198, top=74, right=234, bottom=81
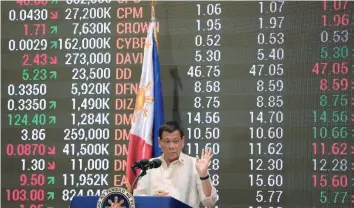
left=1, top=1, right=353, bottom=208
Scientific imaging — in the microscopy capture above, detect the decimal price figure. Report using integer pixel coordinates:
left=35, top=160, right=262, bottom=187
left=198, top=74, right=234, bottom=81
left=312, top=174, right=349, bottom=188
left=19, top=173, right=46, bottom=187
left=6, top=189, right=46, bottom=202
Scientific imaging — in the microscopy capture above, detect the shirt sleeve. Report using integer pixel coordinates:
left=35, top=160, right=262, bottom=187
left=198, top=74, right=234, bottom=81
left=132, top=171, right=150, bottom=196
left=195, top=170, right=219, bottom=208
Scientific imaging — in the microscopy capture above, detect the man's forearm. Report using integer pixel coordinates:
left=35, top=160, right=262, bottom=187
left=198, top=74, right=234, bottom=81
left=201, top=178, right=212, bottom=197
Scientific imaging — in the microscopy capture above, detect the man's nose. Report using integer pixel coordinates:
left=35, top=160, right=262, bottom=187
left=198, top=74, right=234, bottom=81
left=168, top=143, right=176, bottom=149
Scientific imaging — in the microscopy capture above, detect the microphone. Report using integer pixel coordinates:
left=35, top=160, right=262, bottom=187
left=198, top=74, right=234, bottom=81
left=142, top=159, right=162, bottom=170
left=131, top=159, right=150, bottom=169
left=131, top=158, right=162, bottom=195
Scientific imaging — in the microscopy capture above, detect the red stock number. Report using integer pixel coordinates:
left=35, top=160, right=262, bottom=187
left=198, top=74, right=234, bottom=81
left=20, top=174, right=45, bottom=186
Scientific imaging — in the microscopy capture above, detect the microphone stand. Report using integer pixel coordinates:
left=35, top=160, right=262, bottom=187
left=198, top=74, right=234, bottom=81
left=131, top=168, right=147, bottom=195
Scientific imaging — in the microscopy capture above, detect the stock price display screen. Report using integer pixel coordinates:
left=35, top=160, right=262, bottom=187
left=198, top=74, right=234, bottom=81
left=1, top=0, right=353, bottom=208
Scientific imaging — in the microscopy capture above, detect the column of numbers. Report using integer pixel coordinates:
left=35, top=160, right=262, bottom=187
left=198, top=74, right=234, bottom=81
left=311, top=0, right=353, bottom=206
left=5, top=0, right=58, bottom=207
left=186, top=2, right=222, bottom=206
left=62, top=0, right=112, bottom=202
left=249, top=1, right=285, bottom=208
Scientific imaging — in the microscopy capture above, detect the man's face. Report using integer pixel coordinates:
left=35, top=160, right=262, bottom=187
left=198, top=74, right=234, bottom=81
left=158, top=130, right=184, bottom=162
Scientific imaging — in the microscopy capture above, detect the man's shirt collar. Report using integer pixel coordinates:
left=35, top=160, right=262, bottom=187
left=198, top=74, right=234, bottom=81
left=160, top=152, right=186, bottom=167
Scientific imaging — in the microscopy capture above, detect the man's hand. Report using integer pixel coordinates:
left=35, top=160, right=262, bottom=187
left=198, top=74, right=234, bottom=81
left=196, top=148, right=213, bottom=177
left=154, top=190, right=169, bottom=196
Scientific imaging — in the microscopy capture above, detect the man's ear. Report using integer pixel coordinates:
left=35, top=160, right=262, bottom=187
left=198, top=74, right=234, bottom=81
left=158, top=137, right=161, bottom=148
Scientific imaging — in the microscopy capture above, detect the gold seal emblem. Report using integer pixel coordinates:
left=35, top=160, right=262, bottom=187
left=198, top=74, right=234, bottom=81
left=97, top=187, right=135, bottom=208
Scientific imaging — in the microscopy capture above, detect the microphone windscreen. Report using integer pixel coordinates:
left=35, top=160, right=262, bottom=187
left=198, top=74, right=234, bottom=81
left=139, top=159, right=150, bottom=163
left=152, top=159, right=162, bottom=168
left=132, top=159, right=149, bottom=168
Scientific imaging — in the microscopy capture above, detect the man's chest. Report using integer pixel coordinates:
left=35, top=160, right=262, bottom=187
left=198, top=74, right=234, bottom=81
left=149, top=163, right=192, bottom=189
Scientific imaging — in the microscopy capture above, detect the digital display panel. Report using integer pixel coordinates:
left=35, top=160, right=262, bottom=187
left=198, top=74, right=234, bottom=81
left=1, top=1, right=353, bottom=208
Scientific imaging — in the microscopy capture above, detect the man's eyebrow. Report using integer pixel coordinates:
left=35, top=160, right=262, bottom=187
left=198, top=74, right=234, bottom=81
left=162, top=137, right=180, bottom=140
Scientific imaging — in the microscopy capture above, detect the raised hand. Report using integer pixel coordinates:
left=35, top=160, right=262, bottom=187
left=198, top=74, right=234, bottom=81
left=195, top=148, right=213, bottom=177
